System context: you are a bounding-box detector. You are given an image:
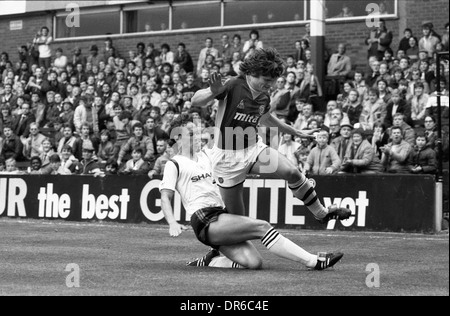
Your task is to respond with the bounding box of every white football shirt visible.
[159,151,224,215]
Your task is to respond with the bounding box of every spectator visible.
[173,43,194,74]
[32,26,53,69]
[148,138,176,179]
[97,129,116,164]
[380,125,413,173]
[160,43,174,65]
[53,48,68,72]
[304,130,341,175]
[73,96,100,135]
[49,153,72,175]
[409,133,436,174]
[0,106,15,134]
[371,121,390,159]
[27,156,43,175]
[388,112,416,146]
[342,89,363,127]
[365,19,393,61]
[359,88,387,130]
[59,100,75,128]
[87,45,102,68]
[76,142,101,175]
[71,47,87,68]
[340,128,382,174]
[22,122,46,160]
[243,29,264,59]
[76,122,100,160]
[119,147,150,175]
[425,78,449,130]
[327,43,352,77]
[1,125,23,161]
[419,22,441,58]
[196,37,219,77]
[353,70,368,103]
[117,122,153,166]
[442,22,449,52]
[270,76,291,120]
[410,82,430,127]
[384,89,411,127]
[59,144,79,174]
[38,137,55,174]
[218,34,233,64]
[365,59,381,88]
[230,34,244,58]
[331,118,354,161]
[0,157,22,174]
[278,132,301,167]
[406,37,420,63]
[102,37,117,61]
[293,101,313,131]
[333,3,354,18]
[104,160,119,175]
[57,123,80,154]
[398,28,414,53]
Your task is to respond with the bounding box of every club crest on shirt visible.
[237,100,245,110]
[259,105,266,116]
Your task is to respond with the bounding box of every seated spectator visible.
[278,133,301,167]
[331,118,353,161]
[342,89,363,127]
[22,122,46,160]
[336,80,355,108]
[0,106,15,133]
[377,79,392,104]
[39,137,56,174]
[117,122,153,167]
[378,62,392,83]
[76,142,101,175]
[353,70,368,103]
[0,157,23,174]
[269,76,291,120]
[340,128,382,174]
[73,96,100,135]
[113,111,139,157]
[384,89,412,128]
[148,138,176,179]
[380,126,413,173]
[408,133,436,174]
[1,125,24,162]
[49,153,72,175]
[406,37,420,63]
[294,137,313,173]
[12,102,35,138]
[293,102,313,131]
[388,113,416,146]
[410,82,430,127]
[76,123,100,161]
[359,88,387,130]
[97,129,116,164]
[27,156,43,175]
[119,147,150,175]
[304,130,341,175]
[59,144,79,174]
[425,78,449,130]
[323,100,337,128]
[104,160,119,175]
[371,121,390,159]
[328,118,342,143]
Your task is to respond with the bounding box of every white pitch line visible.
[0,218,448,242]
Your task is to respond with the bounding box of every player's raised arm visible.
[259,112,318,139]
[191,72,226,108]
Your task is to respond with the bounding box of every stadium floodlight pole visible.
[433,51,449,233]
[310,0,326,111]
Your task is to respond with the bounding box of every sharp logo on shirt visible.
[233,112,259,124]
[191,173,212,183]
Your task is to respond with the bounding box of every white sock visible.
[261,227,318,268]
[209,256,245,269]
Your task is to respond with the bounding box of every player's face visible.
[248,75,276,93]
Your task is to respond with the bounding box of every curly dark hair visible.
[239,47,285,78]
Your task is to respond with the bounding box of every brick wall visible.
[0,0,447,73]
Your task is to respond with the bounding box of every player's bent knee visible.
[283,167,302,184]
[245,255,263,270]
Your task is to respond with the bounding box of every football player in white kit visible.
[159,115,343,270]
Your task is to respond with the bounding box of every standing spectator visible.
[388,113,416,146]
[173,43,194,74]
[359,88,387,130]
[327,43,352,77]
[410,82,430,127]
[53,48,68,72]
[365,19,393,61]
[242,29,264,59]
[398,28,414,53]
[419,22,441,58]
[304,130,341,175]
[1,125,23,162]
[196,37,219,77]
[371,121,390,159]
[269,76,291,120]
[340,128,382,174]
[32,26,53,69]
[409,133,436,174]
[160,43,174,65]
[384,89,411,127]
[219,34,233,64]
[331,118,354,162]
[12,102,35,138]
[342,89,363,127]
[380,126,413,173]
[73,96,99,135]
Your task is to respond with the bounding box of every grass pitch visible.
[0,218,448,296]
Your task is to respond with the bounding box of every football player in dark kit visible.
[192,47,351,225]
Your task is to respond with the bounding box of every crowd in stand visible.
[0,20,449,177]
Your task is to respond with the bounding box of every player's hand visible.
[169,222,189,237]
[296,128,320,139]
[209,72,226,96]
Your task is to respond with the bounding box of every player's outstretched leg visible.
[251,147,351,223]
[208,214,343,270]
